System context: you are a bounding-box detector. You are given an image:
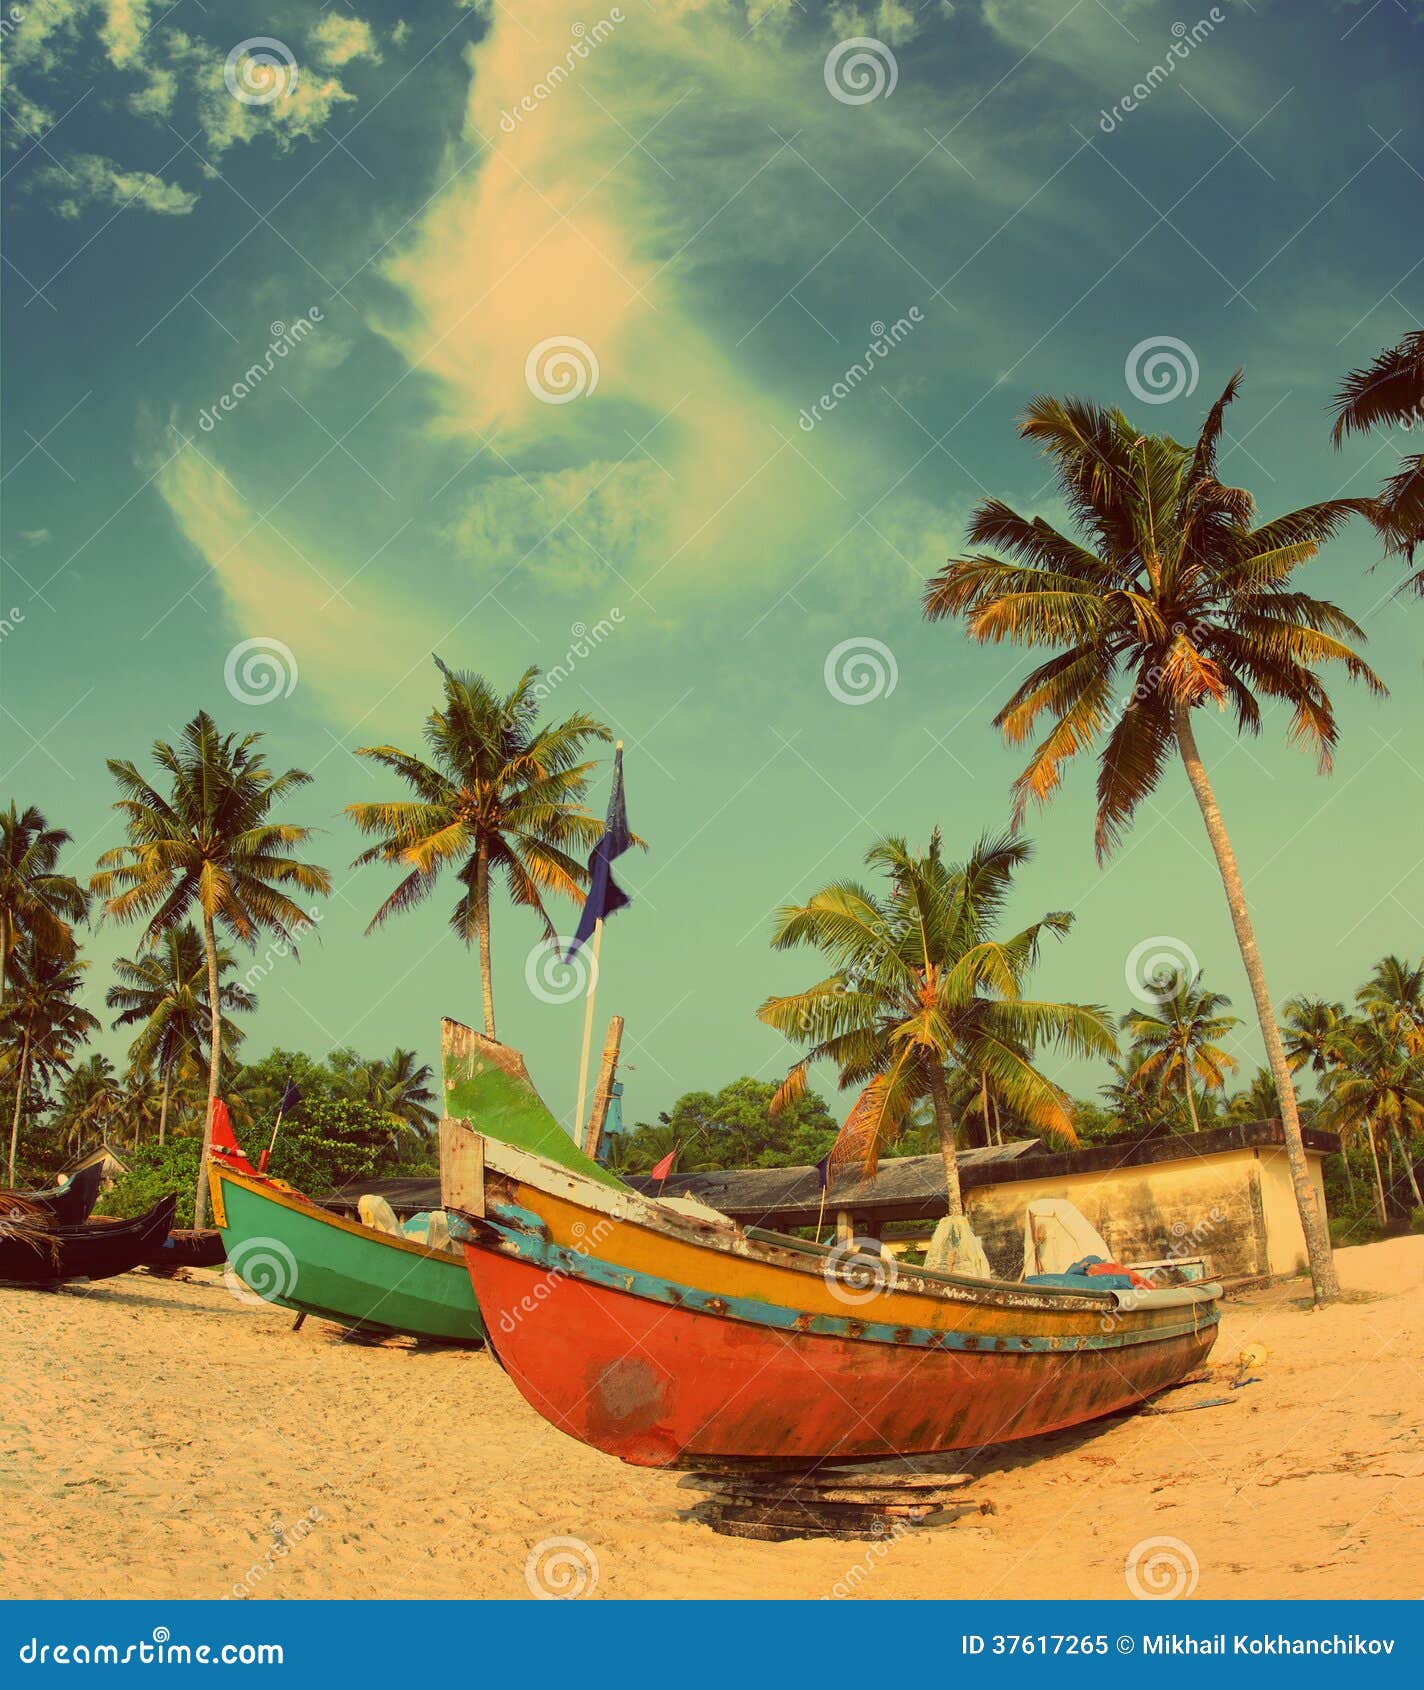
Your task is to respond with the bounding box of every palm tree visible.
[923,375,1384,1302]
[1099,1050,1160,1135]
[51,1053,124,1156]
[1318,1012,1424,1222]
[1226,1066,1281,1124]
[1120,971,1239,1133]
[1331,331,1424,574]
[757,832,1116,1215]
[0,803,89,1007]
[4,945,99,1183]
[91,712,330,1227]
[1357,955,1424,1055]
[105,925,255,1147]
[1281,995,1348,1079]
[346,659,612,1038]
[330,1046,438,1137]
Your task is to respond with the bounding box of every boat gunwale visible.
[211,1164,465,1266]
[443,1120,1223,1318]
[458,1205,1221,1354]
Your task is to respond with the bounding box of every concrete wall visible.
[1256,1147,1329,1276]
[956,1146,1323,1282]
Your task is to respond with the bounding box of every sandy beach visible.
[2,1238,1420,1602]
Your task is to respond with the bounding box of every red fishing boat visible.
[438,1021,1223,1469]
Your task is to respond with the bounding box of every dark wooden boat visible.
[86,1216,227,1271]
[0,1195,177,1287]
[148,1228,226,1270]
[11,1154,105,1227]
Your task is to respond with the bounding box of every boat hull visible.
[211,1166,484,1343]
[18,1158,104,1227]
[464,1234,1217,1468]
[0,1194,177,1286]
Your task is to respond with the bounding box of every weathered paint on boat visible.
[435,1019,1222,1468]
[463,1225,1217,1467]
[209,1163,484,1343]
[442,1017,621,1188]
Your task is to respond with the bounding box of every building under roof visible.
[328,1117,1340,1284]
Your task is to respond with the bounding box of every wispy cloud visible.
[155,447,435,721]
[37,151,198,218]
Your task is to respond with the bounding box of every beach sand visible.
[2,1237,1420,1601]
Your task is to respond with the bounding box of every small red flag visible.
[649,1145,678,1182]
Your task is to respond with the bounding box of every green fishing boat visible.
[208,1161,484,1345]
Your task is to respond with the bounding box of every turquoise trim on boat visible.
[451,1208,1220,1356]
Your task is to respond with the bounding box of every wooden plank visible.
[581,1016,624,1162]
[439,1120,484,1219]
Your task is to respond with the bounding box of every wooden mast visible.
[582,1014,624,1163]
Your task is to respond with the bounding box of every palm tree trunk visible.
[1182,1062,1201,1132]
[1364,1117,1388,1228]
[928,1065,964,1217]
[7,1030,30,1186]
[475,844,495,1039]
[193,910,224,1230]
[0,912,9,1010]
[158,1069,170,1148]
[1174,706,1340,1301]
[979,1070,991,1149]
[1390,1121,1423,1210]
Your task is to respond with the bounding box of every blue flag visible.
[567,746,632,959]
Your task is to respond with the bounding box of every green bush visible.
[96,1139,203,1228]
[1410,1208,1424,1235]
[260,1097,407,1195]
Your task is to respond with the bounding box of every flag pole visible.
[573,739,621,1139]
[573,918,603,1139]
[260,1076,291,1173]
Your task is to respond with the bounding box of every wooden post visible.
[572,920,604,1139]
[582,1015,624,1162]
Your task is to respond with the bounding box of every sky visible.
[2,0,1423,1138]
